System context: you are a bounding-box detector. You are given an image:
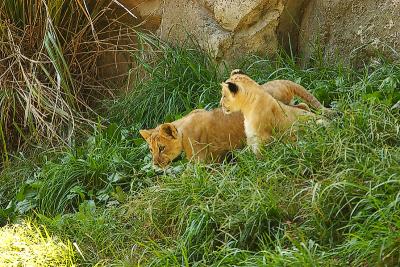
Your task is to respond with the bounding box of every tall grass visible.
[109,34,223,128]
[1,40,399,265]
[37,201,137,265]
[0,0,136,165]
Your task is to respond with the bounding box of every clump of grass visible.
[0,0,137,165]
[0,220,76,266]
[109,34,223,129]
[5,123,153,217]
[37,200,137,265]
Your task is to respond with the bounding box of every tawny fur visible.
[140,72,324,167]
[220,73,316,155]
[140,109,245,167]
[230,69,325,112]
[262,80,320,110]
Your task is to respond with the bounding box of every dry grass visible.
[0,0,137,165]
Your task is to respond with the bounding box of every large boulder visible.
[158,0,286,62]
[299,0,400,65]
[157,0,233,61]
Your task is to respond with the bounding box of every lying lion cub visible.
[140,73,324,167]
[220,72,316,156]
[140,109,245,167]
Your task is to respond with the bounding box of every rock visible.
[223,1,284,60]
[158,0,233,60]
[158,0,285,62]
[299,0,400,65]
[119,0,161,31]
[112,0,400,66]
[214,0,270,31]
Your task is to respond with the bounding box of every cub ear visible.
[227,82,239,94]
[230,69,245,76]
[160,123,178,139]
[139,129,152,140]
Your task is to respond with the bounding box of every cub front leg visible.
[247,135,261,157]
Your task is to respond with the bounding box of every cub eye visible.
[159,145,165,152]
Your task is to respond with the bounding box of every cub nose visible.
[155,157,168,168]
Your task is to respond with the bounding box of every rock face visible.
[158,0,233,61]
[158,0,285,62]
[119,0,161,30]
[118,0,399,64]
[299,0,400,65]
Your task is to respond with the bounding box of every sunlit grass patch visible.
[0,221,76,266]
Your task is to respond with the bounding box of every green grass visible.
[1,40,400,266]
[36,201,137,266]
[109,34,223,129]
[0,220,76,266]
[2,123,152,218]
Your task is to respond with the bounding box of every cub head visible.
[220,81,240,114]
[230,69,245,76]
[139,123,182,168]
[220,70,259,114]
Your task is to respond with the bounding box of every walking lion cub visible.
[220,71,317,155]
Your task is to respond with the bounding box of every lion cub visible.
[230,69,325,112]
[139,109,245,168]
[141,72,325,167]
[220,72,315,155]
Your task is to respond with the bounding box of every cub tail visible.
[286,80,340,117]
[284,80,324,110]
